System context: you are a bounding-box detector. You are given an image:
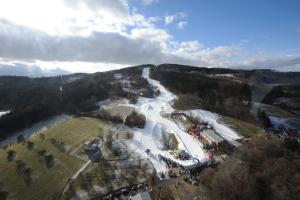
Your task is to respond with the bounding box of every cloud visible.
[0,20,166,64]
[0,62,69,77]
[0,0,299,75]
[296,26,300,33]
[0,0,130,36]
[177,21,188,29]
[141,0,159,6]
[165,12,188,29]
[64,0,129,16]
[165,15,175,25]
[0,19,241,68]
[238,55,300,71]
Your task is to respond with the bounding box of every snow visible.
[0,114,72,147]
[0,110,10,118]
[127,68,209,174]
[269,116,296,130]
[215,74,234,78]
[125,67,242,175]
[185,110,241,141]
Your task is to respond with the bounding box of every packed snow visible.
[0,114,72,147]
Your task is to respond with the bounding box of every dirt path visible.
[60,159,91,198]
[72,160,91,179]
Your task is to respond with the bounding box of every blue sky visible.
[0,0,300,76]
[136,0,300,54]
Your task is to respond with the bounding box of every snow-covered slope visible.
[127,67,241,174]
[128,68,206,173]
[184,110,241,141]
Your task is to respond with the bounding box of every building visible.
[84,139,100,151]
[131,191,152,200]
[201,129,224,147]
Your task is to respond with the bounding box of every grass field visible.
[0,117,109,200]
[221,116,265,137]
[255,103,297,118]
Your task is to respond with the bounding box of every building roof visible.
[202,129,224,144]
[132,191,152,200]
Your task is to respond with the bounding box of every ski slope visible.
[126,67,241,174]
[127,68,207,173]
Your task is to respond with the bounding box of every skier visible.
[145,148,151,156]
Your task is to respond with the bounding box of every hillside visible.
[0,64,300,200]
[0,65,154,140]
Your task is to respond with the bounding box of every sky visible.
[0,0,300,76]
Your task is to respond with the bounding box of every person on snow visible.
[145,148,151,156]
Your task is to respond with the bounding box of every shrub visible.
[26,141,35,150]
[125,111,146,128]
[6,150,16,162]
[17,135,25,144]
[37,149,47,157]
[45,154,55,168]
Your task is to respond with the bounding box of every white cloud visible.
[296,26,300,33]
[0,0,299,76]
[0,0,130,36]
[141,0,159,6]
[165,15,175,25]
[165,12,188,29]
[177,21,188,29]
[0,62,69,77]
[0,20,166,64]
[238,55,300,71]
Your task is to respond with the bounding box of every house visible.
[84,139,100,151]
[201,129,224,147]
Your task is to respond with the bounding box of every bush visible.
[125,132,134,139]
[45,154,55,168]
[7,150,16,162]
[17,135,25,144]
[15,160,26,174]
[125,111,146,128]
[168,133,179,151]
[23,168,32,185]
[26,141,35,151]
[37,149,47,157]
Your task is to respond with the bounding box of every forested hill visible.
[0,65,152,140]
[150,64,300,120]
